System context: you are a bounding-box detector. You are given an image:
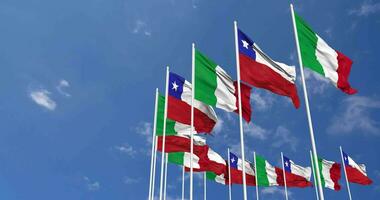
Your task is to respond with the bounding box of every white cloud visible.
[136,122,153,143]
[114,143,137,157]
[324,27,333,38]
[56,79,71,97]
[244,122,269,140]
[132,20,151,36]
[349,1,380,16]
[303,69,330,95]
[213,118,224,135]
[328,96,380,135]
[250,91,275,111]
[83,176,100,191]
[261,187,292,197]
[124,176,140,184]
[272,126,298,152]
[29,89,57,111]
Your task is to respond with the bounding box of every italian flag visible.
[168,152,200,169]
[316,158,341,191]
[255,154,279,187]
[206,171,227,185]
[195,50,252,122]
[294,12,357,95]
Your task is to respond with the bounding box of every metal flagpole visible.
[290,4,325,200]
[164,154,168,200]
[159,66,170,200]
[228,148,232,200]
[182,166,185,200]
[204,172,207,200]
[310,150,320,200]
[254,152,259,200]
[148,89,159,200]
[152,136,158,200]
[340,146,353,200]
[281,152,289,200]
[190,43,195,200]
[233,20,248,200]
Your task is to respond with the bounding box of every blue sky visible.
[0,0,379,199]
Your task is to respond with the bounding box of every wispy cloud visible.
[328,96,380,135]
[123,176,140,184]
[250,91,275,111]
[29,89,57,111]
[303,69,330,95]
[113,143,137,157]
[132,20,151,36]
[83,176,100,191]
[272,126,299,152]
[261,187,292,197]
[136,122,153,143]
[349,1,380,16]
[244,122,269,140]
[213,118,224,135]
[56,79,71,97]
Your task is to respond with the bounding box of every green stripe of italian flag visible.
[294,12,357,94]
[255,154,279,187]
[194,50,237,112]
[156,94,194,136]
[316,158,342,191]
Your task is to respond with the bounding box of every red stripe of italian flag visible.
[295,13,357,94]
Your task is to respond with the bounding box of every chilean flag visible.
[342,151,373,185]
[228,152,256,186]
[276,156,312,188]
[238,29,300,108]
[167,72,218,134]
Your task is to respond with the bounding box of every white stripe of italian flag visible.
[194,49,237,112]
[294,12,357,94]
[255,154,279,187]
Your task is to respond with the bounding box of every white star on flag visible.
[172,81,179,91]
[285,161,289,167]
[241,40,249,49]
[231,157,235,163]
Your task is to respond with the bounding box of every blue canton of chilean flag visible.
[238,29,256,60]
[229,152,239,169]
[168,72,185,100]
[283,156,292,173]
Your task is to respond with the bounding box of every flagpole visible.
[340,146,353,200]
[152,136,158,200]
[281,152,289,200]
[254,151,259,200]
[233,20,248,200]
[164,154,168,200]
[310,150,320,200]
[204,172,207,200]
[228,148,232,200]
[190,43,195,200]
[148,89,159,200]
[182,166,185,200]
[290,4,325,200]
[159,66,170,200]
